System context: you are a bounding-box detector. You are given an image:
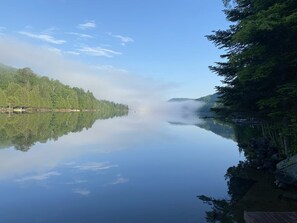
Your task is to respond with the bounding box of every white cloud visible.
[77,46,122,57]
[92,65,128,73]
[109,33,134,46]
[73,188,90,196]
[73,162,118,171]
[18,31,66,44]
[64,50,80,56]
[77,21,96,30]
[15,171,61,182]
[66,32,93,39]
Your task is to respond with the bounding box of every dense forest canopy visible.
[0,64,128,112]
[208,0,297,122]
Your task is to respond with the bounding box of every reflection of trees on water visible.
[195,118,236,141]
[198,120,297,223]
[0,111,127,151]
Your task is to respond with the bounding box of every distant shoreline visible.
[0,107,117,113]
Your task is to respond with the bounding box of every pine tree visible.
[208,0,297,121]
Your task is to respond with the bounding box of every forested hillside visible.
[0,64,128,112]
[195,93,219,114]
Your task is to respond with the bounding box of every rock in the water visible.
[276,154,297,186]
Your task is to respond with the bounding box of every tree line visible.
[208,0,297,122]
[0,65,128,112]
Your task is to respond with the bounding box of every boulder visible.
[275,154,297,186]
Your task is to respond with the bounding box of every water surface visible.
[0,112,240,223]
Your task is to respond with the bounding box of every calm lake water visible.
[0,111,241,223]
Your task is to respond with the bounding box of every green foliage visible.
[195,93,220,114]
[0,111,128,151]
[208,0,297,121]
[0,64,129,112]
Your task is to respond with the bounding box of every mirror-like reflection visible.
[0,110,241,223]
[198,119,297,223]
[0,107,296,223]
[0,110,127,151]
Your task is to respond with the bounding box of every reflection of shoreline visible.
[198,119,297,222]
[0,108,126,113]
[168,117,236,141]
[0,111,127,151]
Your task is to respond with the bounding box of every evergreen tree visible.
[208,0,297,122]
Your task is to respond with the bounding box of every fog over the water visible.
[0,36,206,121]
[0,37,207,180]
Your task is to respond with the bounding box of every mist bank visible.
[0,37,176,111]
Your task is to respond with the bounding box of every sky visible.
[0,0,229,109]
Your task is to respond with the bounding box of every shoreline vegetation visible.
[0,64,128,114]
[206,0,297,169]
[0,107,124,113]
[197,0,297,221]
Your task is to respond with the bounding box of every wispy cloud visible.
[109,33,134,46]
[92,65,128,73]
[66,32,93,39]
[73,162,118,171]
[18,31,66,44]
[47,47,62,55]
[77,21,96,30]
[77,46,122,57]
[42,26,59,35]
[64,51,80,56]
[48,48,80,56]
[73,188,90,196]
[15,171,61,182]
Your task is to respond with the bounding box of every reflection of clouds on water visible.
[0,100,203,180]
[11,160,123,196]
[63,179,88,185]
[110,174,129,185]
[73,162,118,172]
[73,188,91,196]
[15,171,61,183]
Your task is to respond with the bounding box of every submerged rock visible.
[276,154,297,186]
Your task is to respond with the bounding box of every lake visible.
[0,111,258,222]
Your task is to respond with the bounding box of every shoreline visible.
[0,108,104,114]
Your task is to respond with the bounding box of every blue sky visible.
[0,0,229,106]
